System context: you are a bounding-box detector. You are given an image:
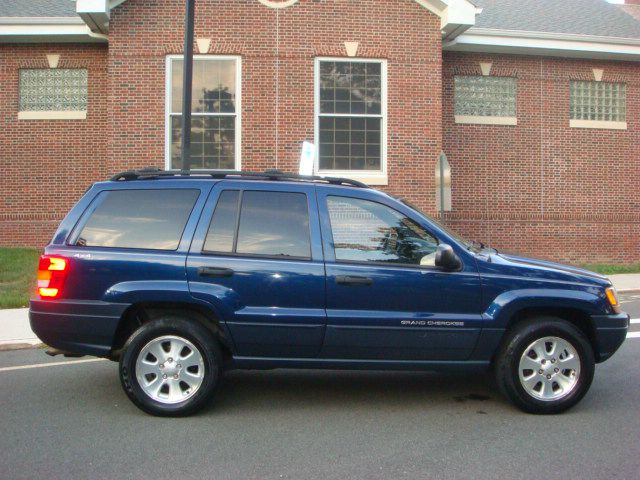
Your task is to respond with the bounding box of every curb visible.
[0,342,44,352]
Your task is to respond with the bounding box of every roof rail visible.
[109,168,369,188]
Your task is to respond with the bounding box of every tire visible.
[495,317,595,414]
[119,316,222,416]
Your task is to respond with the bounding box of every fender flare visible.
[484,288,604,328]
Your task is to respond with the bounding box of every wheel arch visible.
[110,301,234,360]
[504,306,597,359]
[487,289,606,362]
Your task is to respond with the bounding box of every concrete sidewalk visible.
[2,274,639,349]
[609,274,640,294]
[0,308,40,349]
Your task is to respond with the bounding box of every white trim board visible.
[454,115,517,125]
[0,21,105,43]
[569,120,627,130]
[18,110,87,120]
[444,29,640,61]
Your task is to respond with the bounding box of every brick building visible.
[1,0,639,264]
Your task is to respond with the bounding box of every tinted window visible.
[203,190,239,253]
[236,191,310,258]
[203,191,310,258]
[327,196,438,265]
[76,189,199,250]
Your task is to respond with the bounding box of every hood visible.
[486,252,611,288]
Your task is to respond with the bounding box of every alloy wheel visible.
[518,336,581,401]
[135,335,205,404]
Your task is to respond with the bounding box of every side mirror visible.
[435,244,462,271]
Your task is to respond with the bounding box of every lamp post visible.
[180,0,196,172]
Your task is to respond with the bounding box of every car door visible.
[317,188,483,361]
[187,181,326,358]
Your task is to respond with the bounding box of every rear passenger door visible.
[187,181,326,358]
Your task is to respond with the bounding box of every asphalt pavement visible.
[0,293,639,480]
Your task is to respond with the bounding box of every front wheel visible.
[495,317,595,414]
[119,317,222,416]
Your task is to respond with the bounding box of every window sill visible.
[318,172,388,186]
[454,115,517,126]
[569,120,627,130]
[18,110,87,120]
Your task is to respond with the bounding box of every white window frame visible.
[165,54,242,170]
[314,57,388,186]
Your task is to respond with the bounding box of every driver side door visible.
[317,190,483,361]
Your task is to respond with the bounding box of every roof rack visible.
[109,168,369,188]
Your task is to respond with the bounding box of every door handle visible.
[198,267,234,278]
[335,275,373,286]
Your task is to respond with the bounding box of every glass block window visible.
[19,69,88,112]
[317,60,385,172]
[454,76,517,117]
[570,81,626,122]
[167,57,240,170]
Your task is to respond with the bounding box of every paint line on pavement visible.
[627,332,640,339]
[0,358,106,373]
[630,318,639,324]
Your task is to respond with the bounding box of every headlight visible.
[605,286,620,313]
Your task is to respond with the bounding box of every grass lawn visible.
[579,263,640,275]
[0,248,40,309]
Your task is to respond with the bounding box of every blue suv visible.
[30,169,629,416]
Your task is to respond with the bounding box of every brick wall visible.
[106,0,442,210]
[1,1,638,266]
[442,53,640,264]
[0,44,108,247]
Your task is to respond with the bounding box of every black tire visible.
[495,317,595,414]
[119,316,222,416]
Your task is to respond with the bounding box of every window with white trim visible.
[167,56,240,170]
[570,81,626,122]
[316,59,386,174]
[454,76,517,119]
[19,69,88,114]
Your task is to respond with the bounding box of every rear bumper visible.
[29,299,128,356]
[591,312,629,363]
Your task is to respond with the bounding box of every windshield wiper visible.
[468,240,498,254]
[467,239,485,251]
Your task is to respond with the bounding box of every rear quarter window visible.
[74,189,199,250]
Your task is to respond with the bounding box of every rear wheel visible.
[495,317,595,414]
[119,317,222,416]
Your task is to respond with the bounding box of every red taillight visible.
[37,255,69,299]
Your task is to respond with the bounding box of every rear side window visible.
[75,189,199,250]
[204,190,311,259]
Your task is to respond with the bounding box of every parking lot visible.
[0,293,638,480]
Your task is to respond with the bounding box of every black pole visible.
[180,0,196,172]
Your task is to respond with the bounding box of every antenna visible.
[180,0,196,173]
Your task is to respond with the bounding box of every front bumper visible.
[591,311,629,363]
[30,299,128,357]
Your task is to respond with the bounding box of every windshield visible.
[395,197,484,253]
